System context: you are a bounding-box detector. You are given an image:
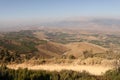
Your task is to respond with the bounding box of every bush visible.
[68,55,76,59]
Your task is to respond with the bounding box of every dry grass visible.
[37,41,69,57]
[7,58,115,75]
[7,63,112,75]
[65,42,107,57]
[34,31,47,40]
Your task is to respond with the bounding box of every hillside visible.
[0,30,120,63]
[37,41,69,58]
[65,42,107,58]
[33,31,48,40]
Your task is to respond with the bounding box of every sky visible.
[0,0,120,27]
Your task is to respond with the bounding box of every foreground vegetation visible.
[0,65,99,80]
[0,65,120,80]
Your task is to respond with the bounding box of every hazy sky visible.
[0,0,120,27]
[1,0,120,19]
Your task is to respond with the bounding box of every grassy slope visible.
[65,42,107,57]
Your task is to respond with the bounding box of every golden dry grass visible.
[65,42,107,57]
[34,31,47,40]
[7,63,112,75]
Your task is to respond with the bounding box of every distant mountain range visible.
[45,18,120,31]
[0,17,120,32]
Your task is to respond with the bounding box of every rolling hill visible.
[37,41,69,58]
[0,30,114,63]
[64,42,107,58]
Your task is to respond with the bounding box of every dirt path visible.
[7,64,112,75]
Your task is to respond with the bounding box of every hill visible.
[37,41,69,58]
[64,42,107,58]
[0,30,119,64]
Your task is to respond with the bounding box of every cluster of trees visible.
[0,48,40,63]
[0,49,21,63]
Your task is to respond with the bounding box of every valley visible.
[0,29,120,76]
